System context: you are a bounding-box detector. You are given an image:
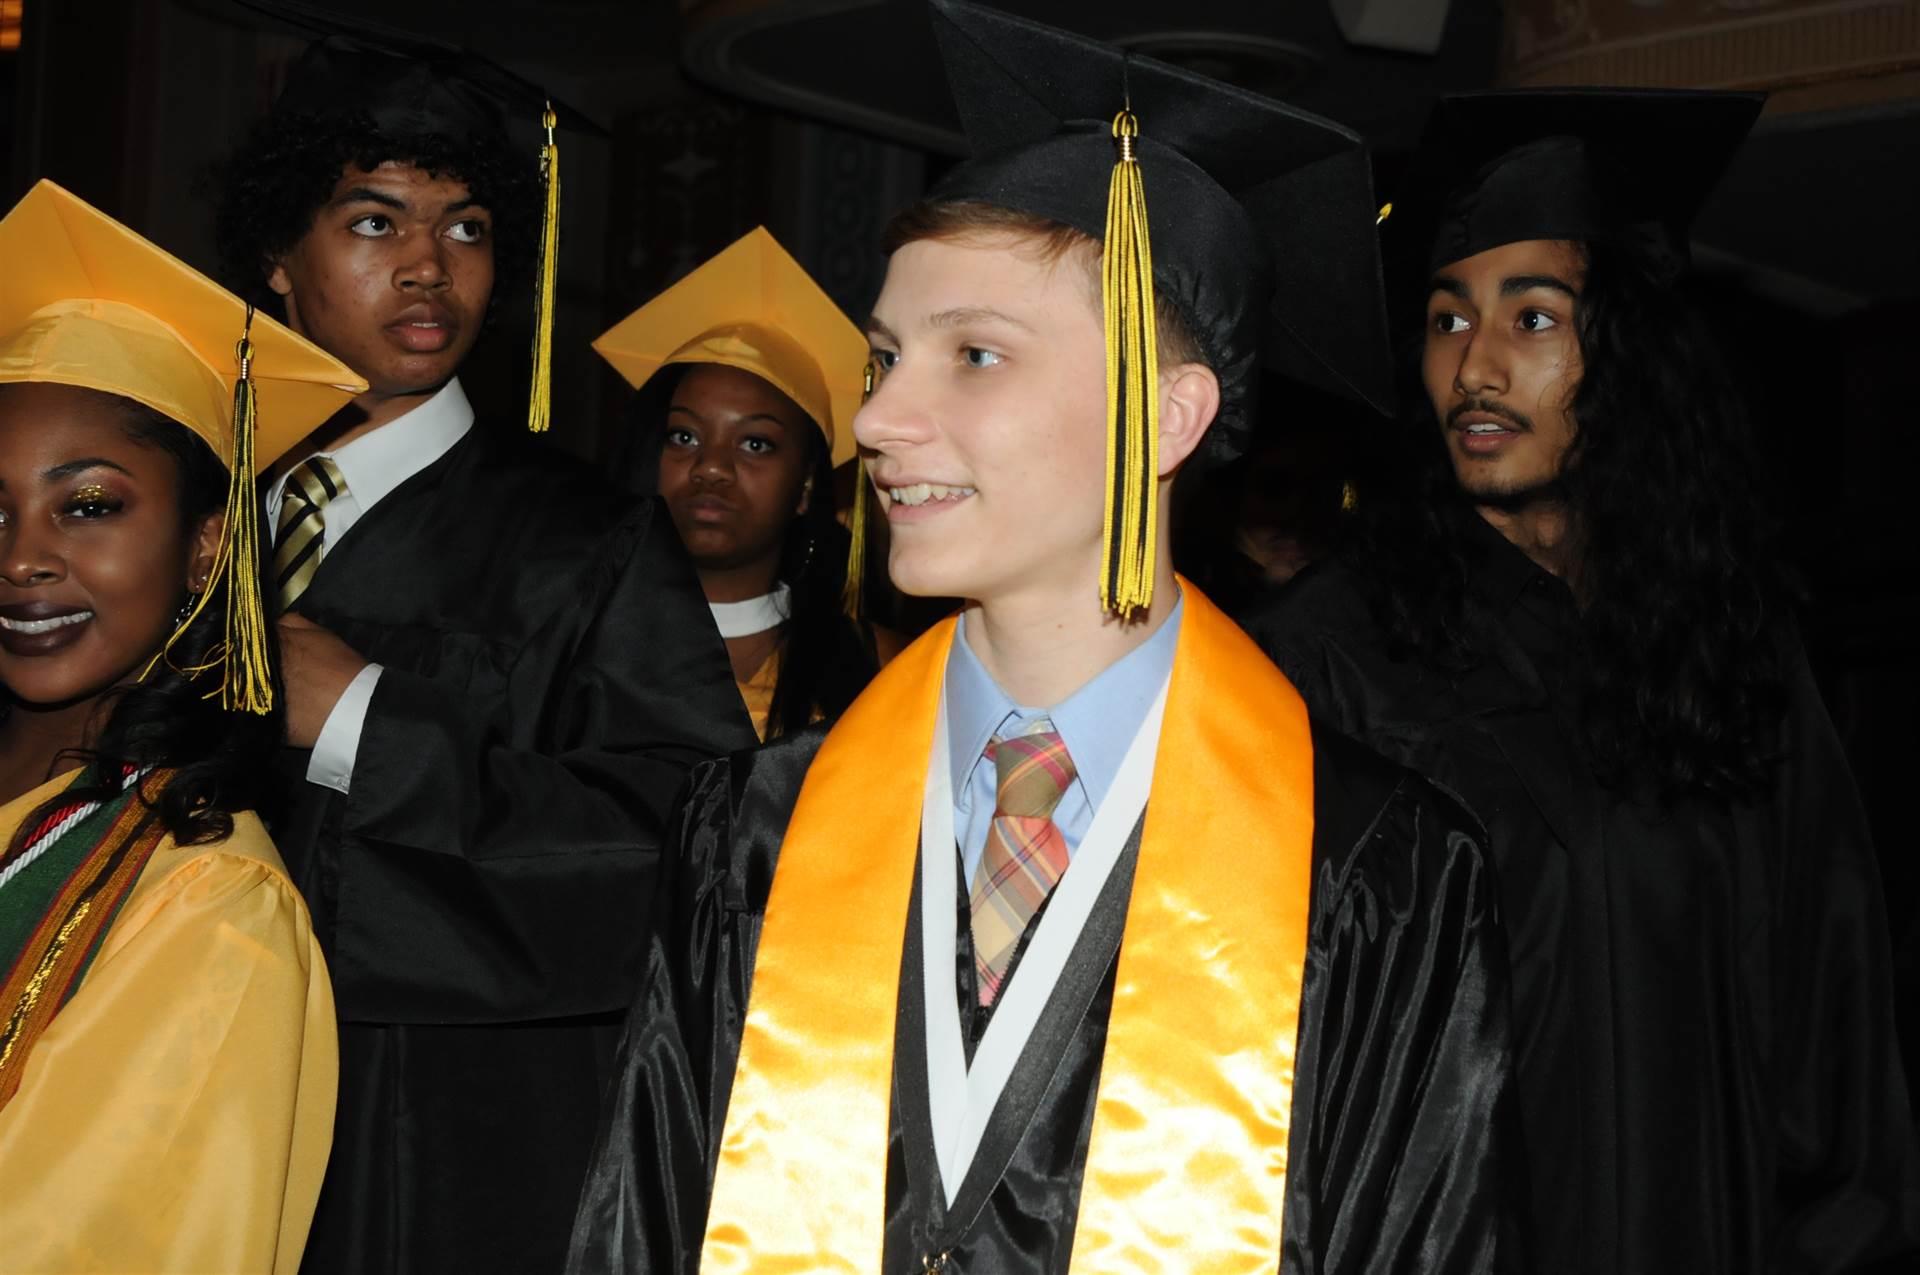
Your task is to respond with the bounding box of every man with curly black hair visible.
[212,28,752,1275]
[1244,89,1920,1274]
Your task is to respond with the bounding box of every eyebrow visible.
[328,188,483,218]
[0,457,136,490]
[47,457,133,481]
[1500,274,1578,299]
[329,186,408,212]
[864,315,899,345]
[928,306,1035,333]
[1428,273,1579,301]
[665,405,793,430]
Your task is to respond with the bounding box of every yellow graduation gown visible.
[0,770,338,1274]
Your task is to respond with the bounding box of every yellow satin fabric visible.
[702,620,953,1273]
[0,770,339,1274]
[701,583,1314,1272]
[1071,588,1313,1273]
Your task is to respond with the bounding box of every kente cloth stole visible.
[700,581,1316,1274]
[0,767,172,1111]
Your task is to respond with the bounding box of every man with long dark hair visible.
[1244,89,1919,1272]
[212,14,750,1274]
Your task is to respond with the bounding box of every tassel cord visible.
[145,308,273,713]
[528,104,561,433]
[842,360,876,621]
[1100,109,1159,618]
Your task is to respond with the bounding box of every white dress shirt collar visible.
[267,377,475,524]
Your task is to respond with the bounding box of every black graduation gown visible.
[1239,522,1920,1275]
[564,721,1525,1274]
[271,422,755,1275]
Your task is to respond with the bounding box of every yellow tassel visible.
[841,360,875,620]
[148,307,273,714]
[527,103,561,433]
[1100,107,1159,619]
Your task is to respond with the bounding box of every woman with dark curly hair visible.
[596,228,884,741]
[0,181,363,1272]
[1244,90,1920,1273]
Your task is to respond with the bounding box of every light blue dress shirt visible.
[947,595,1184,885]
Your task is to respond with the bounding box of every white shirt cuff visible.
[305,663,384,794]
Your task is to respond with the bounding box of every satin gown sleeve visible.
[1285,730,1526,1275]
[322,499,757,1023]
[1765,648,1920,1269]
[566,731,821,1275]
[0,815,338,1274]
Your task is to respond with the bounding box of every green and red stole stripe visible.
[0,767,173,1111]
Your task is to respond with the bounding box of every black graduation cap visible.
[228,0,605,432]
[1398,88,1764,280]
[928,0,1392,435]
[233,0,605,142]
[920,0,1391,616]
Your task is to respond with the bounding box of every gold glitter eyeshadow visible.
[70,484,111,504]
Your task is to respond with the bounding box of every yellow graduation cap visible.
[591,227,867,468]
[0,179,367,712]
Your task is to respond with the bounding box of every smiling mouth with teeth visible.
[887,483,977,507]
[0,611,93,634]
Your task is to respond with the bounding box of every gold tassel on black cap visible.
[528,102,560,432]
[842,358,875,620]
[1101,106,1159,618]
[149,306,274,713]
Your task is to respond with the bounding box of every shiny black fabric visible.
[270,424,753,1274]
[565,722,1525,1273]
[1240,525,1920,1274]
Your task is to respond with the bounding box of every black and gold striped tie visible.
[274,455,347,613]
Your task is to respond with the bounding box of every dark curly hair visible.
[3,387,284,852]
[1350,238,1789,800]
[211,109,543,316]
[615,366,878,740]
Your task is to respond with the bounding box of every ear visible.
[795,474,814,518]
[267,258,295,299]
[186,511,225,593]
[1156,362,1221,478]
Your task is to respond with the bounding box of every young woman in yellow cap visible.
[598,227,886,740]
[0,180,364,1273]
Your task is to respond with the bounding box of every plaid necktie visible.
[968,719,1077,1007]
[274,455,347,613]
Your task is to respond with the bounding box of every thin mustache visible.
[1447,399,1534,433]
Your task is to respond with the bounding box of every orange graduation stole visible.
[700,582,1315,1274]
